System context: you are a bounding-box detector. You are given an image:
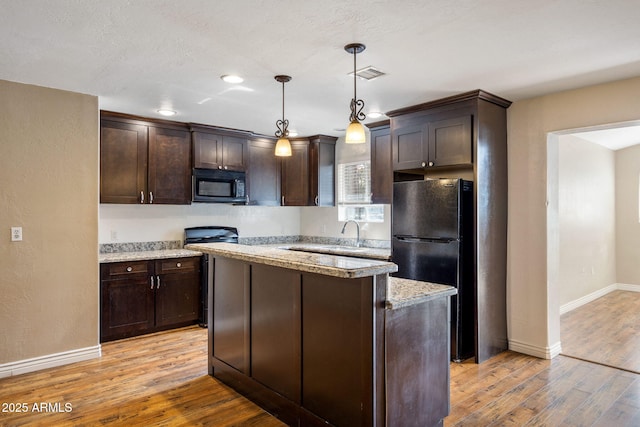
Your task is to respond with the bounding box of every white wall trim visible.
[0,345,101,379]
[560,283,640,315]
[616,283,640,292]
[509,339,562,360]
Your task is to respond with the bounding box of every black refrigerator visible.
[392,178,474,361]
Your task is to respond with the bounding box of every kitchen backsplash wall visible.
[99,203,392,245]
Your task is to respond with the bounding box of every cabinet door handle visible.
[281,196,285,205]
[176,262,181,268]
[126,266,132,272]
[149,191,154,204]
[428,161,434,167]
[140,191,145,204]
[157,276,161,288]
[150,276,154,289]
[421,161,426,167]
[224,165,228,170]
[218,165,223,170]
[315,195,319,206]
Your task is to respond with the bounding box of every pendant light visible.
[274,75,293,157]
[345,43,367,144]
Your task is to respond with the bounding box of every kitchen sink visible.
[314,245,368,253]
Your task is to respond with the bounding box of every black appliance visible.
[192,168,246,204]
[392,178,474,361]
[184,226,239,327]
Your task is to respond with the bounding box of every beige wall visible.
[0,80,99,365]
[558,135,616,305]
[616,143,640,284]
[508,76,640,358]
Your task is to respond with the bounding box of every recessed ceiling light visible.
[367,111,385,119]
[221,74,244,84]
[288,130,299,137]
[157,109,176,116]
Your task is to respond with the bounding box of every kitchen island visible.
[185,242,456,427]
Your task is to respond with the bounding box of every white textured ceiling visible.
[2,0,640,138]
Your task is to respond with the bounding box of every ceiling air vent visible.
[350,66,386,81]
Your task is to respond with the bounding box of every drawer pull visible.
[150,276,154,289]
[176,262,182,268]
[126,266,133,272]
[157,276,161,288]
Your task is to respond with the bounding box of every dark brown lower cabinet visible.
[209,256,451,427]
[100,257,201,342]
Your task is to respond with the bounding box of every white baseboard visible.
[617,283,640,292]
[0,345,101,378]
[560,283,640,315]
[509,339,562,360]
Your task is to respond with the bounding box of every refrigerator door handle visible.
[395,236,458,243]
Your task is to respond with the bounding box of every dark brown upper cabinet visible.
[247,137,281,206]
[192,125,248,171]
[280,136,337,207]
[309,135,337,206]
[367,121,392,204]
[100,112,191,204]
[391,112,472,171]
[281,139,310,206]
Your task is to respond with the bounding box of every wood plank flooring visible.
[0,326,285,427]
[1,325,638,426]
[560,290,640,373]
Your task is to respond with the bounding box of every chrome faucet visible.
[340,220,361,247]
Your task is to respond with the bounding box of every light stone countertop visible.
[267,243,391,260]
[186,242,397,279]
[99,249,203,263]
[386,277,457,310]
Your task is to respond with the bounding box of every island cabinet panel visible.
[212,257,250,374]
[302,274,375,427]
[385,296,451,427]
[251,265,301,402]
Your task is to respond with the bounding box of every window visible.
[337,161,384,222]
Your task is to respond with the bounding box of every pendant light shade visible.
[274,75,292,157]
[275,137,292,156]
[345,120,366,144]
[345,43,367,144]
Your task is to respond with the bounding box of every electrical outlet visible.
[110,230,118,241]
[11,227,22,242]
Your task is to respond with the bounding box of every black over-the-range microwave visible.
[192,168,246,203]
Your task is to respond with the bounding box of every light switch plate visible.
[11,227,22,241]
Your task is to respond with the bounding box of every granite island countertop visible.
[265,243,391,260]
[187,242,455,309]
[386,277,457,310]
[186,242,397,279]
[99,249,203,263]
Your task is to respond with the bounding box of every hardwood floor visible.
[0,326,285,427]
[1,325,638,426]
[446,351,640,426]
[560,290,640,373]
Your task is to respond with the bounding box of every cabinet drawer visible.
[101,260,150,279]
[155,257,200,274]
